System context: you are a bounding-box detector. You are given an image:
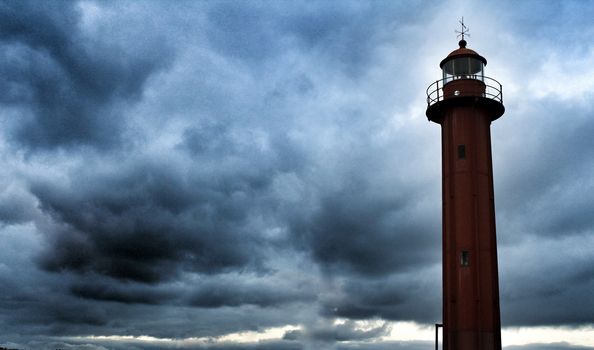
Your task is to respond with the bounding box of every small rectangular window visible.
[457,145,466,159]
[461,251,470,266]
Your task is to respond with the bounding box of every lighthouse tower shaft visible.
[426,40,505,350]
[440,98,502,350]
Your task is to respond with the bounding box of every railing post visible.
[435,323,443,350]
[437,80,440,102]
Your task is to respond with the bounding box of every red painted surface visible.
[426,44,505,350]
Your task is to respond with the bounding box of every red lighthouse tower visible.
[426,29,505,350]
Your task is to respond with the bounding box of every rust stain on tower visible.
[426,31,505,350]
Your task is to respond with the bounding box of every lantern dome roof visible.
[439,40,487,68]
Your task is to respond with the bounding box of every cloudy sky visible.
[0,0,593,349]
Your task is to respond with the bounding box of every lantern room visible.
[440,39,487,84]
[426,38,504,124]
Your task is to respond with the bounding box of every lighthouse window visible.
[457,145,466,159]
[442,57,484,82]
[461,251,470,266]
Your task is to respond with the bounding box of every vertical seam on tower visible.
[472,103,483,349]
[447,109,456,350]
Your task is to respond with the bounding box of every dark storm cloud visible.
[6,293,110,328]
[204,1,425,75]
[320,272,440,323]
[188,278,316,308]
[495,101,594,238]
[493,99,594,326]
[30,159,267,283]
[0,0,170,149]
[500,244,594,326]
[293,189,438,276]
[70,281,175,305]
[67,269,317,308]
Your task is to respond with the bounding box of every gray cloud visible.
[505,344,594,350]
[335,342,433,350]
[284,320,390,343]
[0,184,36,225]
[187,277,316,308]
[0,0,171,150]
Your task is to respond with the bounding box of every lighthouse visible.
[426,24,505,350]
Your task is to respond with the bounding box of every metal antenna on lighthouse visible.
[455,17,470,41]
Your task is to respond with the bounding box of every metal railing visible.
[426,76,503,107]
[435,323,442,350]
